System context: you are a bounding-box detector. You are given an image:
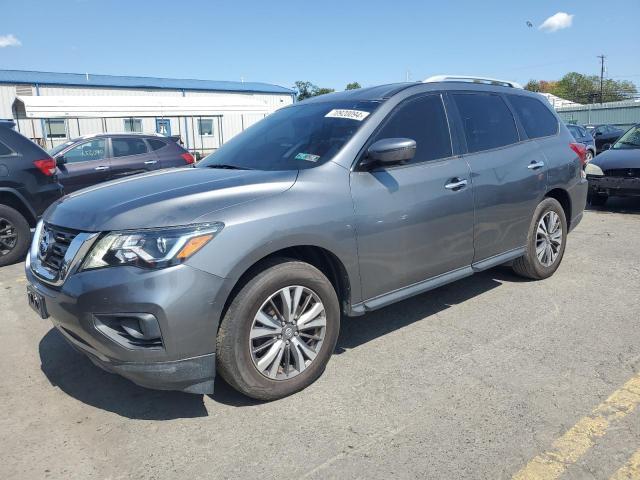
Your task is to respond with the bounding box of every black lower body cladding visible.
[26,263,232,394]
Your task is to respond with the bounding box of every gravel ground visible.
[1,199,639,480]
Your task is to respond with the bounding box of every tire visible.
[216,259,340,400]
[589,193,608,206]
[512,198,567,280]
[0,205,31,267]
[585,150,594,162]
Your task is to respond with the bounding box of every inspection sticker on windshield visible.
[325,109,370,121]
[295,152,321,162]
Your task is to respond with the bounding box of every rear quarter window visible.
[0,140,13,156]
[508,95,559,139]
[147,139,168,151]
[452,93,519,153]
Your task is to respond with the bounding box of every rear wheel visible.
[512,198,567,280]
[585,150,594,162]
[216,259,340,400]
[0,205,30,267]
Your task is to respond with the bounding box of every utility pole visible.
[598,54,606,104]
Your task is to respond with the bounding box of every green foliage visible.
[345,82,362,90]
[524,72,637,104]
[294,81,335,101]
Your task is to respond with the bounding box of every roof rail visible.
[423,75,523,89]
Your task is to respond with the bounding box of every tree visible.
[524,72,637,104]
[294,81,335,101]
[345,82,361,90]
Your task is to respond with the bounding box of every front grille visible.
[38,223,80,273]
[604,168,640,179]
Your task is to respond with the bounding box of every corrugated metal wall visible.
[1,83,293,152]
[557,100,640,128]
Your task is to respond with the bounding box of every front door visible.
[350,93,475,301]
[55,138,110,193]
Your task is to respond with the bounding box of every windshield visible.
[612,125,640,149]
[48,141,74,157]
[197,100,380,171]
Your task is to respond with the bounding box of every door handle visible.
[144,160,158,165]
[527,160,545,170]
[444,178,468,191]
[94,165,110,171]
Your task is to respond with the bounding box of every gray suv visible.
[25,77,588,400]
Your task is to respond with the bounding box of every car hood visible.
[592,149,640,170]
[45,167,298,231]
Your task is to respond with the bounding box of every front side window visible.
[198,119,214,136]
[45,119,67,139]
[63,139,106,163]
[369,94,452,164]
[112,137,148,157]
[198,100,380,171]
[612,125,640,150]
[124,118,143,133]
[452,93,519,153]
[508,95,558,139]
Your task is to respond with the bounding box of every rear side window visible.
[0,140,13,156]
[112,138,148,157]
[508,95,558,139]
[452,93,519,153]
[147,139,167,151]
[372,94,452,164]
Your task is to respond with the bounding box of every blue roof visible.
[0,69,294,95]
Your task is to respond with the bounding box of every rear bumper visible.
[588,176,640,197]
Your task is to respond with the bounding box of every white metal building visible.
[0,70,295,155]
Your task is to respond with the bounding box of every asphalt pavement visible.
[1,199,639,480]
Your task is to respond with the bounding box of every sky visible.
[1,0,639,92]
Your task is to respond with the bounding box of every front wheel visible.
[512,198,567,280]
[216,259,340,400]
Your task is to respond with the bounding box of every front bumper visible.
[588,175,640,198]
[26,261,232,394]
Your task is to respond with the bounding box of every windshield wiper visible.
[205,164,252,170]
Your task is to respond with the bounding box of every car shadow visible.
[335,267,511,354]
[38,266,520,417]
[586,196,640,215]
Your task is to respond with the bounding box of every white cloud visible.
[0,34,21,48]
[539,12,574,32]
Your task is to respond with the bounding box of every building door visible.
[156,119,171,136]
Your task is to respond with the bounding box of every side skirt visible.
[348,247,525,316]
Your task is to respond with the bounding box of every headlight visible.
[81,222,223,271]
[585,163,604,176]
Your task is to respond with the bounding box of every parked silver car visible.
[26,76,588,400]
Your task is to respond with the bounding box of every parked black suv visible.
[0,120,63,266]
[585,124,625,154]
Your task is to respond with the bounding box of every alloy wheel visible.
[0,217,18,256]
[535,211,563,267]
[249,285,326,380]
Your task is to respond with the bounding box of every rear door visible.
[350,93,475,300]
[55,138,110,193]
[449,92,548,262]
[108,136,158,180]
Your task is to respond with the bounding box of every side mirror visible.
[595,131,603,137]
[362,138,416,168]
[55,155,66,166]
